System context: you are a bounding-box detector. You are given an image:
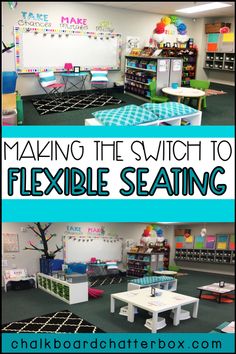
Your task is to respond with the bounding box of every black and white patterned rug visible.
[2,310,104,333]
[89,276,127,287]
[32,93,123,116]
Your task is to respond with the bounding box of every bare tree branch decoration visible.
[25,222,63,258]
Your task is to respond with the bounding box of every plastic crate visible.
[2,72,17,94]
[40,258,53,275]
[67,263,87,274]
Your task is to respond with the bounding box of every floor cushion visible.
[92,104,158,126]
[142,102,198,120]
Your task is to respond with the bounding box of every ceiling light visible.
[176,2,232,14]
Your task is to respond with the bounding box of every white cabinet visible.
[124,56,183,99]
[37,273,88,305]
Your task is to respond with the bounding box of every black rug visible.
[1,310,104,333]
[32,93,123,116]
[89,276,127,287]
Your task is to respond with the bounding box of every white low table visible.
[197,283,235,303]
[111,287,199,333]
[162,87,205,110]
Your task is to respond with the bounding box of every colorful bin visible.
[2,93,16,111]
[2,109,17,125]
[2,71,18,94]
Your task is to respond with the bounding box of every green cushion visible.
[151,96,169,103]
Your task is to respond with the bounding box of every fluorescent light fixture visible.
[176,2,232,14]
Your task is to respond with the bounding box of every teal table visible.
[61,72,88,93]
[87,263,107,276]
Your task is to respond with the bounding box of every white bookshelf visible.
[37,273,88,305]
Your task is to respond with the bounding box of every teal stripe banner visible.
[2,333,235,353]
[2,200,234,222]
[2,126,234,138]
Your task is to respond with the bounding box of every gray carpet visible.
[2,270,234,333]
[21,84,235,125]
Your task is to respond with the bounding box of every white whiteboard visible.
[15,27,122,72]
[64,235,123,263]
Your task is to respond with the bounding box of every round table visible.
[162,87,205,111]
[61,72,88,93]
[154,270,178,277]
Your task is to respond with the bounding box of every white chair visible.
[37,71,65,99]
[90,70,109,96]
[3,269,37,292]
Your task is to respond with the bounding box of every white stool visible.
[119,306,138,316]
[145,317,166,331]
[170,309,191,320]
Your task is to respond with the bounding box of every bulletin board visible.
[206,33,234,52]
[194,235,205,249]
[3,233,19,252]
[229,234,235,250]
[205,235,216,249]
[220,32,235,52]
[175,232,234,251]
[63,235,123,263]
[216,234,229,250]
[207,33,219,52]
[184,235,194,248]
[14,26,122,73]
[175,236,185,249]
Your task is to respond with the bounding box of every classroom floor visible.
[21,83,235,126]
[2,270,234,333]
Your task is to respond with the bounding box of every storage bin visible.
[40,257,53,275]
[2,71,17,94]
[51,259,64,271]
[65,273,88,283]
[2,109,17,125]
[2,93,16,111]
[11,280,35,290]
[67,263,87,274]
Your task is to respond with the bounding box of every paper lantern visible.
[140,235,151,244]
[146,225,153,231]
[152,33,165,43]
[156,228,164,237]
[220,26,230,34]
[155,22,165,34]
[170,15,178,24]
[143,229,151,237]
[177,23,187,33]
[161,16,171,26]
[156,236,165,243]
[150,230,157,238]
[177,34,189,43]
[175,19,182,27]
